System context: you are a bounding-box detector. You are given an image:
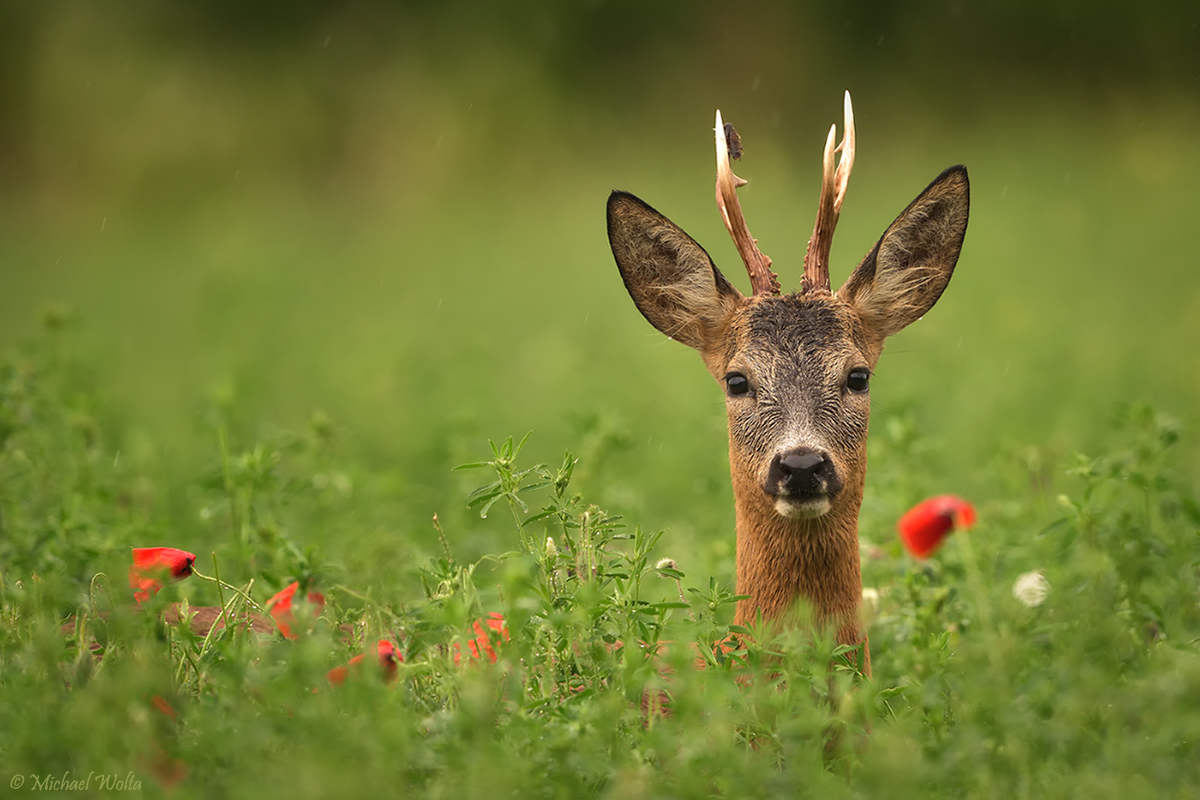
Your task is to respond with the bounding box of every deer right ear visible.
[607,191,744,351]
[839,166,969,340]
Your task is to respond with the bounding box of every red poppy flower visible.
[897,495,976,558]
[265,581,326,639]
[327,639,403,686]
[453,612,510,666]
[129,547,196,603]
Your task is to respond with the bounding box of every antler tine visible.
[802,91,856,295]
[715,110,780,296]
[833,90,855,210]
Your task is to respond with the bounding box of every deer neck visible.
[730,474,865,648]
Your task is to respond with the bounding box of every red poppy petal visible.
[484,612,509,640]
[161,550,196,579]
[327,641,401,686]
[131,548,196,579]
[306,591,326,612]
[265,582,299,612]
[376,639,400,662]
[376,640,401,682]
[129,567,163,602]
[953,501,977,529]
[897,495,976,559]
[270,610,296,640]
[899,514,953,559]
[265,582,327,640]
[132,547,170,567]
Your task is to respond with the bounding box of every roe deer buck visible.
[606,92,969,674]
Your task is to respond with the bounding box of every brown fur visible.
[607,165,969,677]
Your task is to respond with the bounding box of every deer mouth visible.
[772,492,833,520]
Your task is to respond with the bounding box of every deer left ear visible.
[607,190,744,351]
[839,165,969,339]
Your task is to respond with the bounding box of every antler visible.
[715,110,779,296]
[802,90,856,295]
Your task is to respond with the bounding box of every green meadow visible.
[2,4,1199,797]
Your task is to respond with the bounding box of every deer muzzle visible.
[764,446,844,519]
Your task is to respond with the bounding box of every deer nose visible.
[767,448,833,496]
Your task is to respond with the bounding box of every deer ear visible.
[607,190,744,351]
[839,166,969,339]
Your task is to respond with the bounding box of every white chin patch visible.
[774,495,831,520]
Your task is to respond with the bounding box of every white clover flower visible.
[544,537,558,558]
[1012,570,1050,608]
[861,587,881,616]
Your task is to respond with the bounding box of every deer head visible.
[606,93,969,667]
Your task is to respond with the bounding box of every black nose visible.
[766,448,835,496]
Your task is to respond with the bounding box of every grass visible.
[1,323,1199,798]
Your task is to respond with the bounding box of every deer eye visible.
[846,368,871,393]
[725,372,752,397]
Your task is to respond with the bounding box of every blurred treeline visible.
[2,0,1195,220]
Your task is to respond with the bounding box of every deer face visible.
[607,166,968,523]
[715,295,878,520]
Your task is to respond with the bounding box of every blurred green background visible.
[2,2,1198,579]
